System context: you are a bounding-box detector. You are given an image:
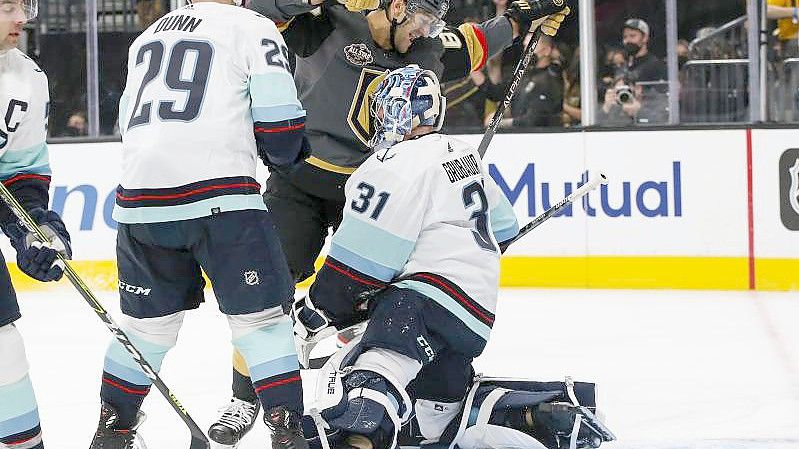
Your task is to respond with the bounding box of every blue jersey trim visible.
[0,142,51,177]
[112,194,267,223]
[394,280,491,341]
[332,216,416,275]
[328,242,398,282]
[252,104,306,123]
[250,72,303,108]
[490,202,519,243]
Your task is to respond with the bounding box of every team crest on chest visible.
[344,43,375,66]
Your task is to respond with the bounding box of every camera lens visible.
[615,85,634,105]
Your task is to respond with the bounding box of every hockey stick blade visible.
[191,434,211,449]
[506,173,608,246]
[0,183,210,449]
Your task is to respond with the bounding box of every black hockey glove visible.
[504,0,569,33]
[3,208,72,282]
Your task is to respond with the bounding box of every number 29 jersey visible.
[325,134,519,341]
[115,2,304,224]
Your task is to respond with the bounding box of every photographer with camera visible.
[599,74,666,126]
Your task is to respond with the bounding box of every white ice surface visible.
[10,288,799,448]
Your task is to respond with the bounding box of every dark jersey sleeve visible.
[0,174,50,226]
[439,16,514,82]
[248,0,335,57]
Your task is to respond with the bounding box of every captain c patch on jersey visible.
[442,154,480,183]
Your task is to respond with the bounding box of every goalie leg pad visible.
[310,338,415,449]
[436,378,613,449]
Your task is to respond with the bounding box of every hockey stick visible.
[477,26,547,158]
[504,173,607,247]
[0,183,210,449]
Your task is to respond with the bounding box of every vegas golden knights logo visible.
[347,68,389,146]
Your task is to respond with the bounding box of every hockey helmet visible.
[368,64,446,151]
[0,0,37,21]
[381,0,449,38]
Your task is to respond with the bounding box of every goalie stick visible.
[0,182,210,449]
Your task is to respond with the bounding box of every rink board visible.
[3,128,797,291]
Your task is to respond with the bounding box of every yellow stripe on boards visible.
[755,259,799,291]
[5,257,798,292]
[501,256,750,290]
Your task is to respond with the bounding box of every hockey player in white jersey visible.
[292,64,519,449]
[88,1,310,448]
[0,2,73,449]
[293,66,615,449]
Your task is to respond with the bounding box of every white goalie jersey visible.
[114,2,305,224]
[327,133,519,340]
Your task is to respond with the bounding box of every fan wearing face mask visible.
[620,18,665,83]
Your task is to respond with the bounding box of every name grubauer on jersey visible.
[329,133,519,339]
[114,2,305,224]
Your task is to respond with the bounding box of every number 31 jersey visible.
[326,134,519,341]
[115,2,304,224]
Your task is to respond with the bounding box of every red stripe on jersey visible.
[324,259,386,288]
[255,123,305,133]
[415,273,494,325]
[3,174,51,186]
[116,182,260,202]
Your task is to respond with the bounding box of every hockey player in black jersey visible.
[209,0,570,445]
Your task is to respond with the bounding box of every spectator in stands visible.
[562,45,581,126]
[498,34,564,128]
[621,18,666,82]
[599,46,626,88]
[137,0,164,30]
[64,111,88,137]
[678,38,690,68]
[598,74,666,126]
[767,0,799,58]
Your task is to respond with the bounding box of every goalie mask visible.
[0,0,37,21]
[368,65,446,151]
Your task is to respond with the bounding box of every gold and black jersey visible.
[249,1,513,176]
